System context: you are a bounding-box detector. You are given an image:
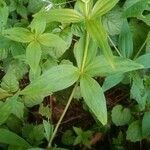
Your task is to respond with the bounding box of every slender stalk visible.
[134,37,148,59]
[47,83,78,148]
[81,32,90,73]
[108,35,123,57]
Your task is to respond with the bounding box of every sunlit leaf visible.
[3,27,34,43]
[20,65,80,98]
[0,128,31,148]
[80,75,107,125]
[91,0,119,18]
[26,41,42,74]
[85,56,143,77]
[35,9,84,24]
[86,19,114,68]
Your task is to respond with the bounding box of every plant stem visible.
[134,37,148,59]
[108,35,123,57]
[81,32,90,73]
[47,83,78,148]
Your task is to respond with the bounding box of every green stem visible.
[108,35,122,57]
[81,32,90,73]
[47,83,78,148]
[134,37,148,59]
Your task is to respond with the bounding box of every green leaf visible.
[0,1,9,28]
[0,100,13,125]
[20,65,79,98]
[39,104,51,119]
[146,32,150,52]
[74,33,97,68]
[28,0,45,13]
[11,98,24,119]
[142,111,150,137]
[30,15,46,34]
[38,33,67,57]
[28,148,44,150]
[1,68,19,93]
[91,0,119,18]
[61,130,75,146]
[16,5,27,19]
[73,127,92,148]
[0,48,8,60]
[135,53,150,68]
[102,7,124,35]
[130,19,149,51]
[123,0,149,18]
[0,128,31,148]
[36,9,84,23]
[0,88,12,100]
[80,75,107,125]
[59,27,73,50]
[130,73,146,110]
[75,0,93,17]
[43,120,53,141]
[126,121,142,142]
[4,27,34,43]
[102,73,124,92]
[119,20,133,58]
[111,105,131,126]
[139,14,150,26]
[86,19,114,68]
[22,95,44,107]
[85,56,143,77]
[22,124,44,146]
[26,41,42,74]
[123,0,140,10]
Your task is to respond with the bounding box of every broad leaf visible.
[30,15,46,34]
[35,9,84,23]
[102,73,124,92]
[26,41,42,74]
[1,68,19,93]
[0,88,12,100]
[123,0,140,10]
[85,56,143,77]
[135,53,150,68]
[0,100,13,125]
[142,111,150,137]
[80,75,107,125]
[146,33,150,52]
[91,0,119,18]
[126,121,142,142]
[86,19,114,68]
[111,105,131,126]
[38,33,67,56]
[124,0,149,18]
[0,128,31,148]
[119,20,133,58]
[11,98,24,119]
[20,65,79,98]
[22,95,44,107]
[3,27,34,43]
[43,120,53,141]
[22,124,44,146]
[130,73,147,110]
[102,7,124,35]
[0,49,8,60]
[0,1,9,28]
[139,14,150,26]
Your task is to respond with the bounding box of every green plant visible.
[0,0,150,149]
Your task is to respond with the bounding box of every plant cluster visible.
[0,0,150,149]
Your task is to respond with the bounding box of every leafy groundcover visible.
[0,0,150,149]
